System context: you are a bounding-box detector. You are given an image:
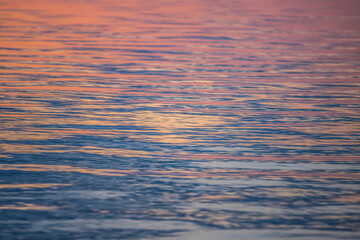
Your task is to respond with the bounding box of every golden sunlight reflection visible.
[0,203,58,211]
[131,111,231,133]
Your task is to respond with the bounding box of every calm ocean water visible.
[0,0,360,239]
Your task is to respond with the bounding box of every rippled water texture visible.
[1,0,360,239]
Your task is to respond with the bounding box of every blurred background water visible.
[0,0,360,239]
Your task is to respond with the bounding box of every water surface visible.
[0,0,360,239]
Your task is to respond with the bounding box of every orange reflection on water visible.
[335,195,360,203]
[131,111,231,133]
[0,203,57,211]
